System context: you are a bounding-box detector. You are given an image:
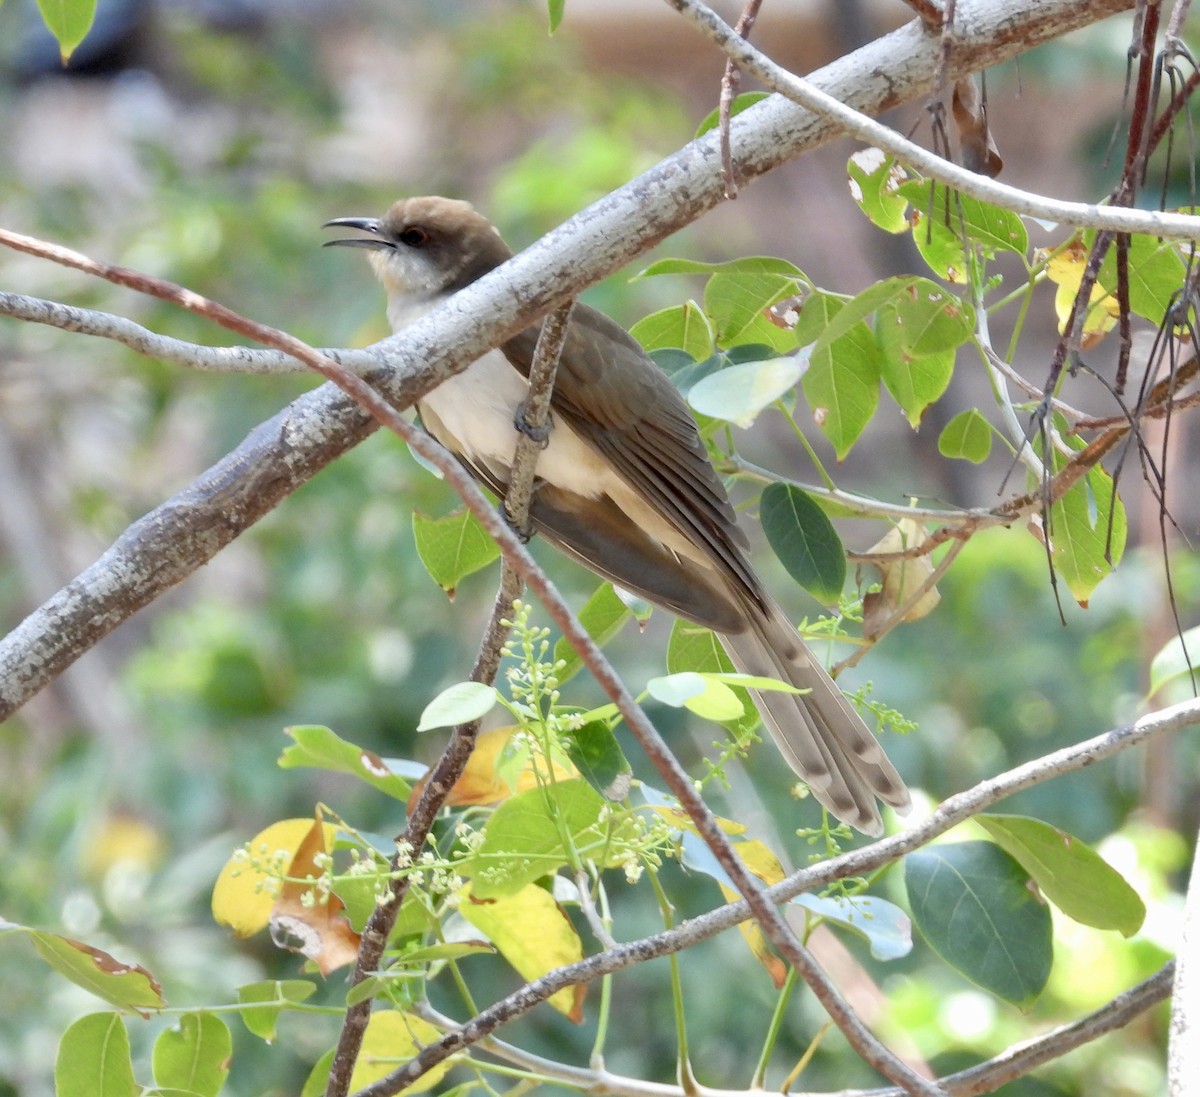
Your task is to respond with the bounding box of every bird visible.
[323,196,910,835]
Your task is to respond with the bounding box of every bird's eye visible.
[398,227,429,248]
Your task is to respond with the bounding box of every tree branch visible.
[0,0,1148,720]
[667,0,1200,240]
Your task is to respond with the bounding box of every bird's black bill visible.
[321,216,392,250]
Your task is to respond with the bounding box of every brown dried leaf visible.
[952,77,1003,177]
[861,518,941,640]
[269,814,361,976]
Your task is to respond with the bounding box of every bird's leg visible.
[513,400,552,446]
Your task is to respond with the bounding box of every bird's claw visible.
[513,402,551,447]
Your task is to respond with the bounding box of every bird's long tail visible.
[719,597,910,836]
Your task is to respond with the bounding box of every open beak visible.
[321,216,392,250]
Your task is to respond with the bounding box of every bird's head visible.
[323,196,513,328]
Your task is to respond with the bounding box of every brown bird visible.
[324,196,910,835]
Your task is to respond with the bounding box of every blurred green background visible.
[0,2,1195,1094]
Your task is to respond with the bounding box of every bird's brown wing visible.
[502,305,763,606]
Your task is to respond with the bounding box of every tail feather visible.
[719,596,910,836]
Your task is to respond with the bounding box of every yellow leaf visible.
[350,1010,451,1094]
[646,805,747,837]
[270,815,361,975]
[719,883,788,988]
[457,882,586,1021]
[1042,241,1118,347]
[861,518,941,640]
[211,818,337,938]
[718,837,790,987]
[407,726,577,812]
[733,838,787,886]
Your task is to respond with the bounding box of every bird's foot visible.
[513,402,551,446]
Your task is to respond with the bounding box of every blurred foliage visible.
[0,2,1195,1097]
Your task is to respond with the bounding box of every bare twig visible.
[718,0,763,199]
[900,0,944,30]
[0,291,378,374]
[503,300,575,537]
[324,568,521,1097]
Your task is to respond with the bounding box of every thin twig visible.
[900,0,945,30]
[833,538,965,673]
[503,300,575,537]
[0,291,379,374]
[324,567,521,1097]
[718,0,763,199]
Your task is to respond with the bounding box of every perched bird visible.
[324,196,910,834]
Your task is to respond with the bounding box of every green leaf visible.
[759,483,846,604]
[546,0,565,33]
[301,1048,334,1097]
[802,280,905,354]
[152,1012,232,1097]
[794,893,913,961]
[1047,443,1126,605]
[279,725,411,800]
[635,256,805,279]
[1098,233,1187,325]
[847,148,912,233]
[55,1014,137,1097]
[874,279,974,427]
[695,91,771,138]
[563,718,633,800]
[236,979,317,1043]
[975,815,1146,936]
[796,294,882,458]
[335,875,435,937]
[647,671,745,722]
[879,344,955,428]
[667,619,758,739]
[467,778,632,897]
[704,271,804,351]
[881,280,975,357]
[1149,625,1200,696]
[687,356,804,427]
[899,180,1028,282]
[938,409,993,463]
[30,931,165,1012]
[416,681,498,731]
[629,301,715,358]
[553,583,632,685]
[412,507,500,595]
[905,841,1052,1006]
[36,0,97,62]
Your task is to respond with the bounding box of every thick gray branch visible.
[0,0,1136,718]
